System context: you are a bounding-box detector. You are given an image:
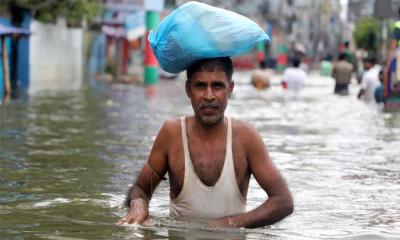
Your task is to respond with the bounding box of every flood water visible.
[1,71,400,240]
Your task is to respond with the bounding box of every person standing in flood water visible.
[117,57,293,228]
[281,57,307,93]
[332,53,354,95]
[357,56,381,103]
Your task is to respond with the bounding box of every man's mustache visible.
[199,102,219,109]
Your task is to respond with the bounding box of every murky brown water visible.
[1,72,399,239]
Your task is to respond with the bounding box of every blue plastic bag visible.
[148,1,270,74]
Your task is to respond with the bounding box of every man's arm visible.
[238,124,293,228]
[331,64,337,80]
[117,121,171,225]
[281,70,288,89]
[210,123,293,228]
[358,75,369,99]
[357,89,365,99]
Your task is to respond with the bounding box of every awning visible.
[0,23,31,36]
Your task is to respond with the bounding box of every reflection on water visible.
[1,72,400,239]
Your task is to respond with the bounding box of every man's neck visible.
[192,116,226,140]
[366,65,375,71]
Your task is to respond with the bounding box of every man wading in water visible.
[118,57,293,228]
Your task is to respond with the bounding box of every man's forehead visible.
[192,69,228,80]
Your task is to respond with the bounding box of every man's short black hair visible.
[363,55,376,65]
[186,57,233,83]
[338,52,347,61]
[292,57,301,68]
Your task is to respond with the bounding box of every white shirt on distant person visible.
[283,67,307,92]
[360,65,381,102]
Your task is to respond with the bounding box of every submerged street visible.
[1,71,399,239]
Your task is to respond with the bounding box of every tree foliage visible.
[353,16,380,52]
[7,0,102,26]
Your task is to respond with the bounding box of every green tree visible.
[7,0,102,27]
[353,16,380,52]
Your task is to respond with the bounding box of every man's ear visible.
[229,80,235,93]
[185,80,191,98]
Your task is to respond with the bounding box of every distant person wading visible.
[282,57,307,93]
[358,56,381,103]
[332,53,354,95]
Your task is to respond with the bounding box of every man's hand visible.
[117,198,149,225]
[208,216,237,228]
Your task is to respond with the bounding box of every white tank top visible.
[170,116,246,219]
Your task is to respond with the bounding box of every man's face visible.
[186,69,234,127]
[363,61,372,71]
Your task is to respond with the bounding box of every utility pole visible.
[374,0,392,62]
[144,10,159,96]
[144,0,164,96]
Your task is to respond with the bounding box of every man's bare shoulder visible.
[232,118,267,164]
[153,118,182,152]
[232,118,258,130]
[160,117,181,136]
[232,118,260,141]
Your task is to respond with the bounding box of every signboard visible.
[374,0,392,19]
[124,11,146,40]
[104,0,143,11]
[144,0,164,11]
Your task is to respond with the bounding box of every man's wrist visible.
[228,215,243,228]
[228,216,234,227]
[130,198,148,209]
